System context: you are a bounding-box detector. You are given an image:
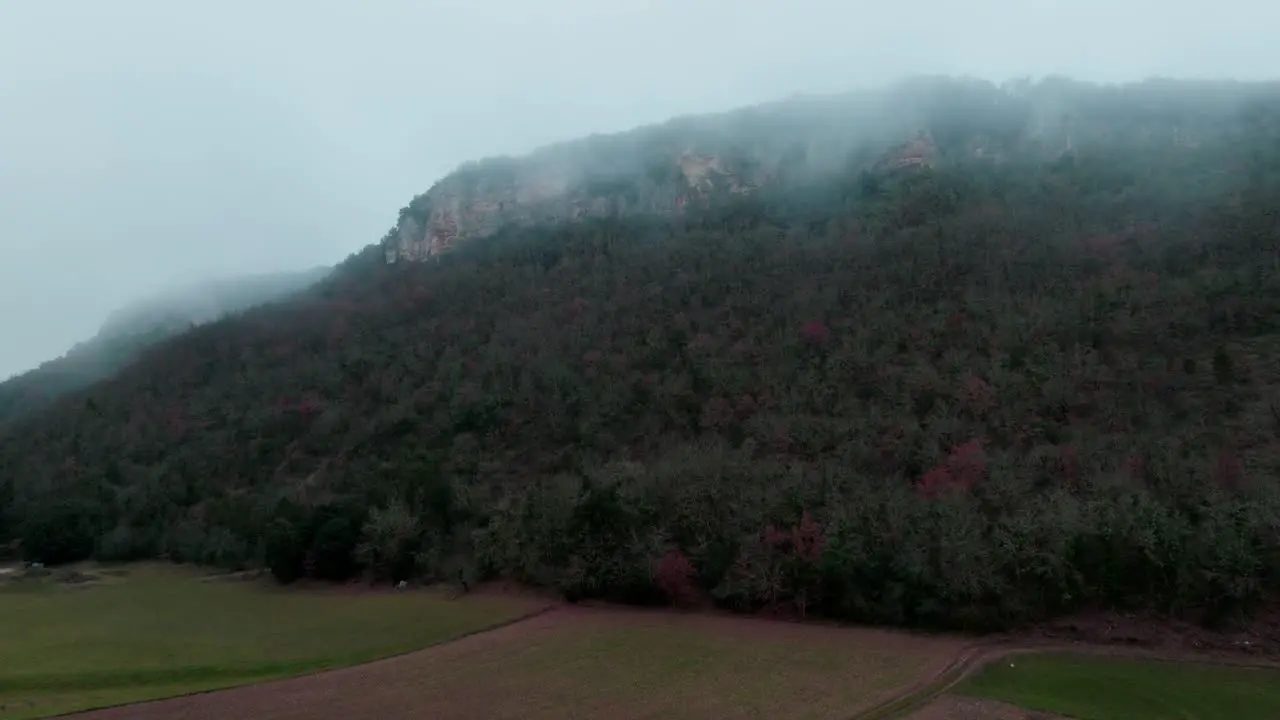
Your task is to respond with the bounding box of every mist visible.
[2,0,1278,378]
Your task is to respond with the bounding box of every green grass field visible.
[0,565,544,719]
[959,652,1280,720]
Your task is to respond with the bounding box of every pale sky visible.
[2,0,1278,377]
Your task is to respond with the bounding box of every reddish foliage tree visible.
[1057,443,1079,486]
[728,338,755,361]
[757,511,827,617]
[654,550,698,605]
[1213,447,1244,491]
[328,316,349,345]
[768,424,793,454]
[763,511,826,561]
[946,311,969,333]
[917,465,955,499]
[790,511,826,562]
[700,396,734,430]
[164,408,188,439]
[799,320,830,346]
[960,373,996,416]
[918,439,987,499]
[1125,451,1147,482]
[295,395,324,417]
[947,439,988,488]
[1083,232,1123,256]
[688,332,716,352]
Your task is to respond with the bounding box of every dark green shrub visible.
[311,517,359,581]
[19,499,102,566]
[265,517,306,583]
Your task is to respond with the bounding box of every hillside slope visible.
[3,77,1280,630]
[0,267,330,426]
[383,75,1277,261]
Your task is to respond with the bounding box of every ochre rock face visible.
[874,132,938,173]
[380,127,946,264]
[678,153,722,193]
[381,128,951,264]
[428,199,461,256]
[383,150,761,263]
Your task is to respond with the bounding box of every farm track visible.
[62,603,1280,720]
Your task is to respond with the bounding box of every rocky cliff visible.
[384,145,781,263]
[382,84,933,263]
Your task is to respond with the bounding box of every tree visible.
[311,517,359,581]
[265,517,306,584]
[19,498,101,566]
[356,500,422,584]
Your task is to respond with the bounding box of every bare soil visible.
[1023,606,1280,659]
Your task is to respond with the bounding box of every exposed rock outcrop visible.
[384,146,770,263]
[872,131,938,173]
[381,87,932,263]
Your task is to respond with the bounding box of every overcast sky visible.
[1,0,1277,378]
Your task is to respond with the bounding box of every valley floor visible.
[7,565,1280,720]
[64,610,1280,720]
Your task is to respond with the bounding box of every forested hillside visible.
[0,267,330,426]
[3,77,1280,631]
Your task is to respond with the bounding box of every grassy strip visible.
[959,652,1280,720]
[0,565,547,718]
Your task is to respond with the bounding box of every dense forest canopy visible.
[3,76,1280,631]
